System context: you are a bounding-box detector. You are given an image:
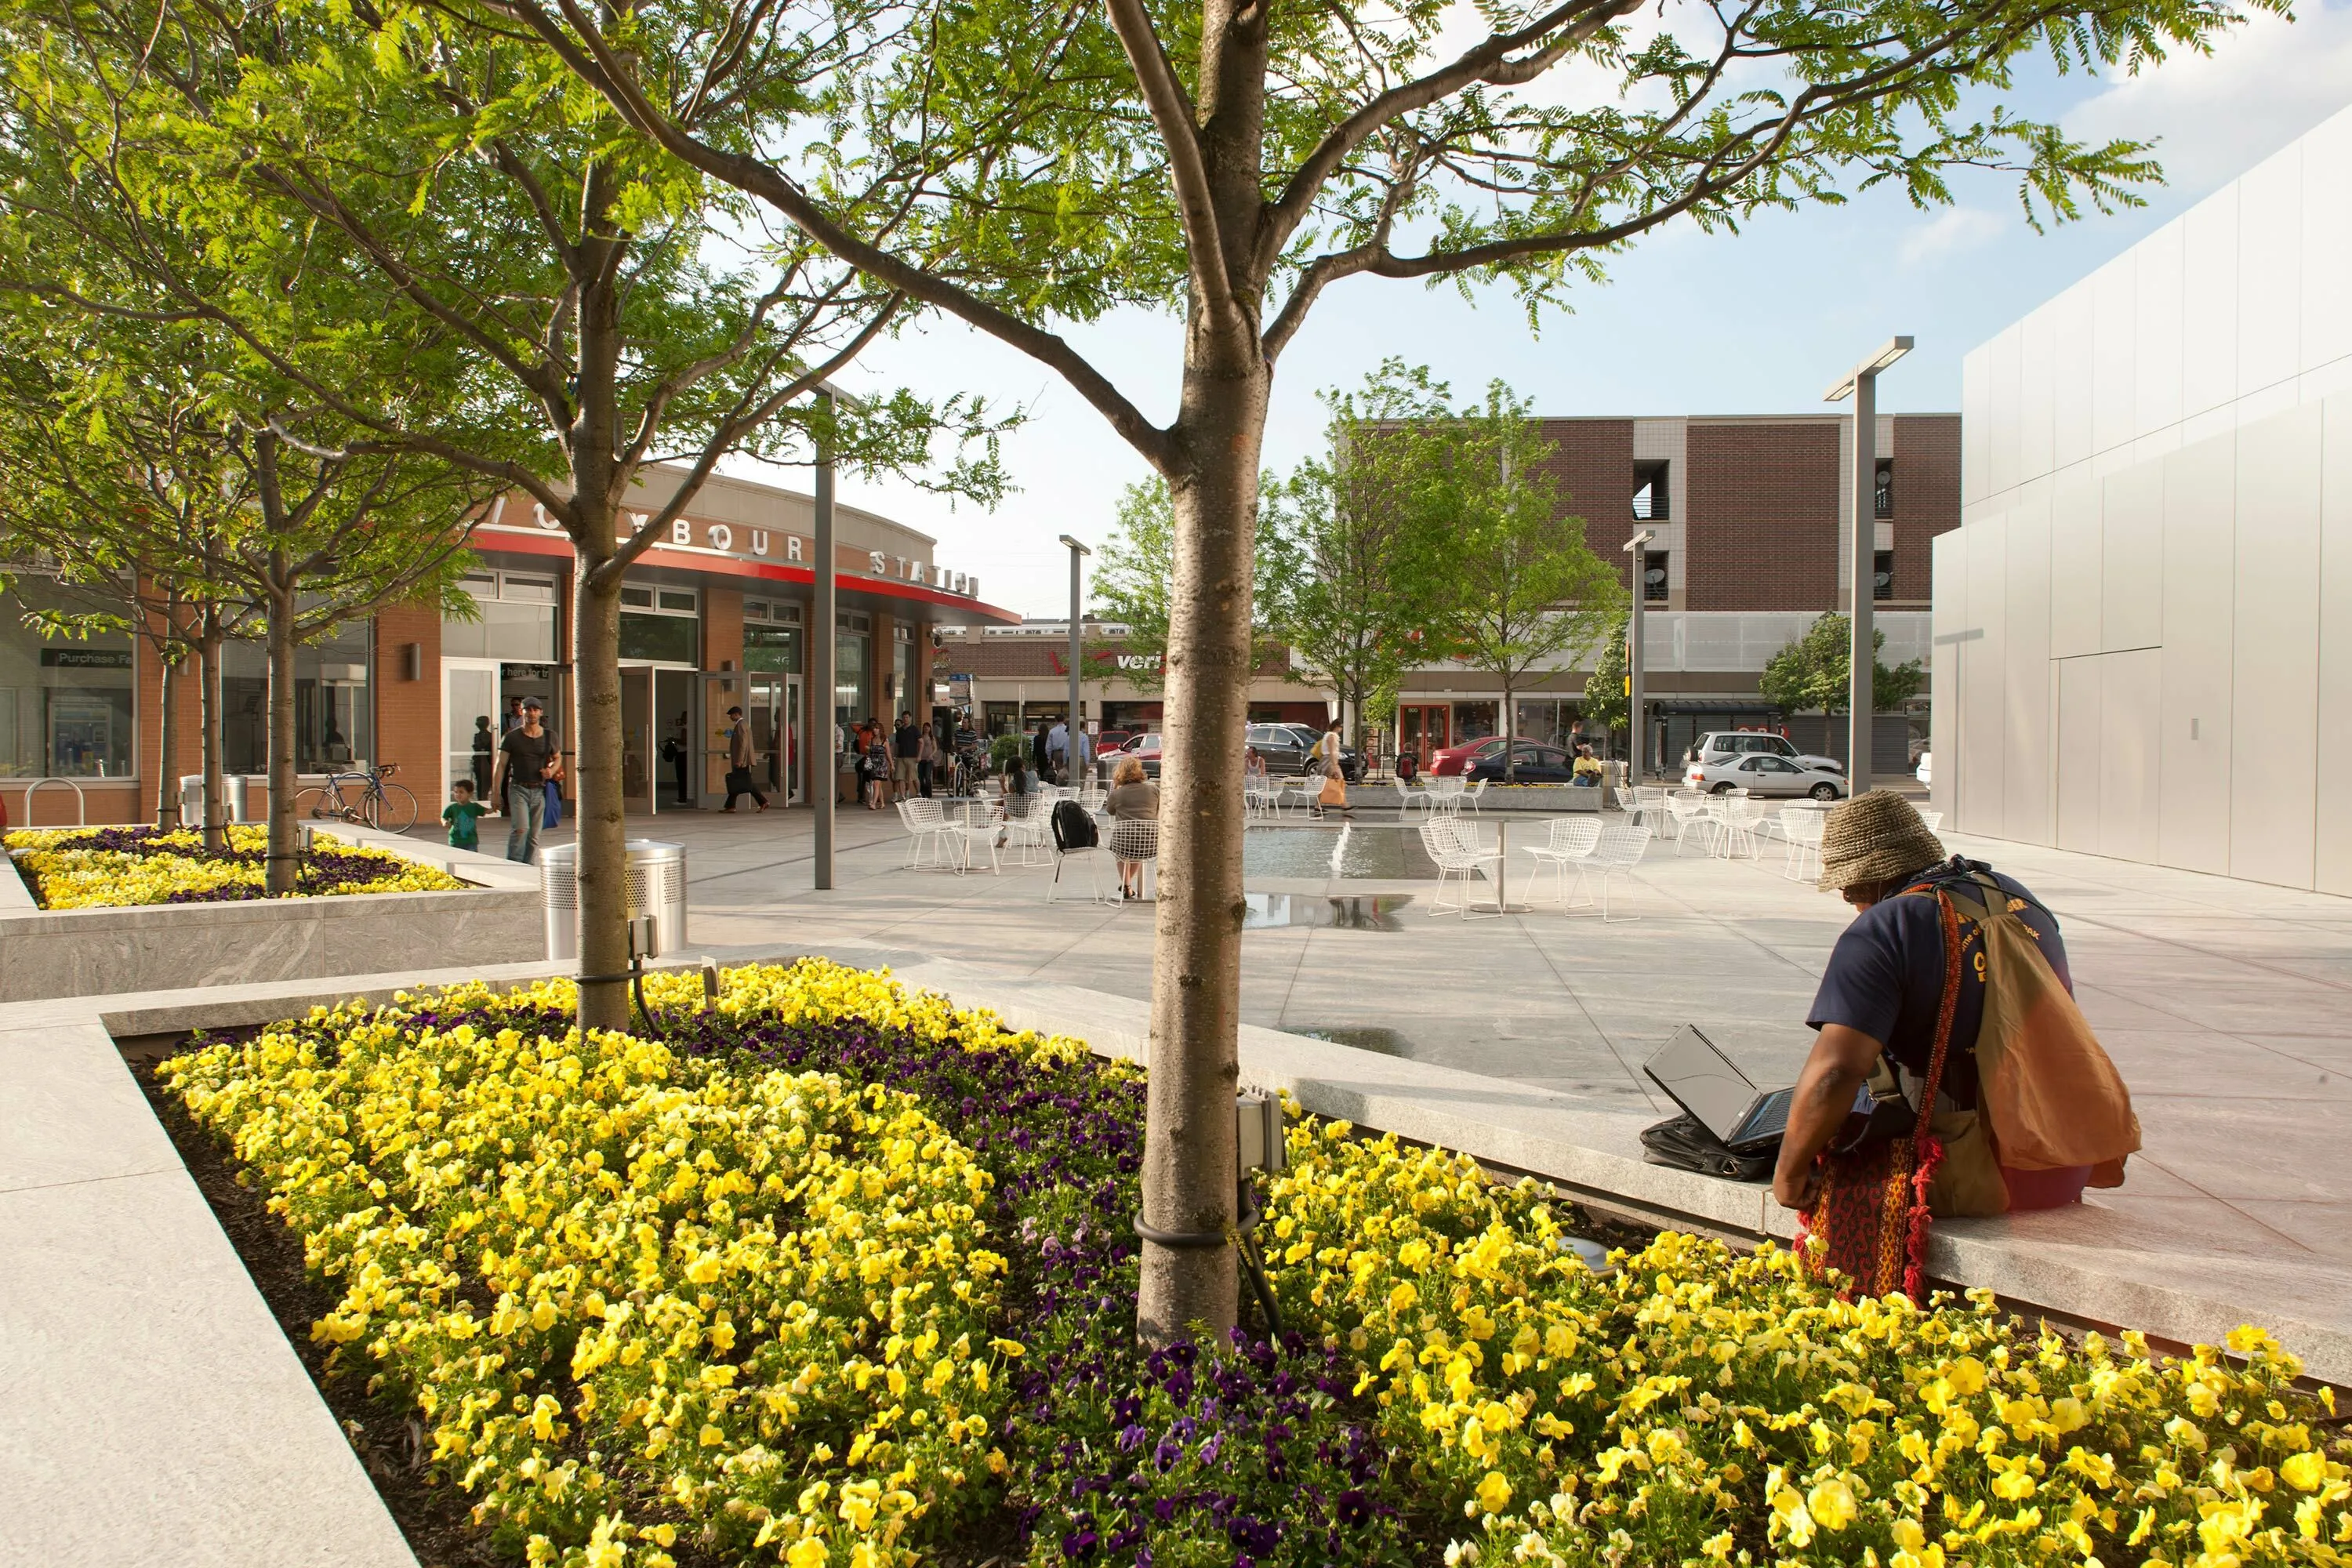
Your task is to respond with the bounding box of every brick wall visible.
[375,601,443,801]
[1890,414,1960,604]
[1685,420,1842,612]
[1530,418,1635,563]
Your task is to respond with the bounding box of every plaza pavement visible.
[511,796,2352,1269]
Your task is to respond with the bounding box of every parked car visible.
[1915,750,1933,786]
[1465,741,1581,784]
[1428,735,1507,777]
[1094,729,1136,756]
[1249,722,1363,782]
[1128,733,1164,777]
[1686,751,1847,800]
[1684,730,1842,775]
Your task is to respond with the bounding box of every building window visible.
[222,617,372,775]
[743,598,802,674]
[0,583,136,779]
[835,626,869,726]
[619,582,699,664]
[891,624,913,713]
[1642,549,1669,603]
[445,569,559,661]
[1874,459,1894,520]
[1874,550,1895,601]
[1632,460,1670,521]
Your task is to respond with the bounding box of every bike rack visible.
[13,777,89,826]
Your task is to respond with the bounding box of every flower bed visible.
[6,823,466,908]
[162,961,2352,1568]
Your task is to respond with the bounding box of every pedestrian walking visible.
[723,706,769,811]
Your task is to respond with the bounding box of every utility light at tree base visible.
[1623,529,1653,777]
[1824,337,1911,795]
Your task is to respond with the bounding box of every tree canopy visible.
[1759,612,1928,716]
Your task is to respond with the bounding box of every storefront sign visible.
[40,648,132,670]
[485,495,983,600]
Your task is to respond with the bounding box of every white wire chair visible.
[896,798,953,869]
[1581,824,1653,922]
[1779,807,1827,882]
[1668,793,1721,856]
[1634,786,1677,839]
[1457,779,1488,815]
[1245,775,1277,818]
[1108,816,1161,901]
[1718,795,1770,859]
[943,798,1000,875]
[1393,778,1435,818]
[1918,809,1945,833]
[999,795,1055,867]
[1523,816,1604,908]
[1417,818,1504,920]
[1046,810,1117,904]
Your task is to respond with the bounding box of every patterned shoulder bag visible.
[1795,887,1964,1300]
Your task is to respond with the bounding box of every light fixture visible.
[1622,528,1654,554]
[1822,336,1914,402]
[1058,534,1093,557]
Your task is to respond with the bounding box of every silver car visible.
[1685,751,1848,800]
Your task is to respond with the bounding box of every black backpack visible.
[1639,1112,1774,1182]
[1051,799,1098,852]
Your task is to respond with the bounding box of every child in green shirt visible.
[444,779,488,850]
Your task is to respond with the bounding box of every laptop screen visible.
[1642,1025,1762,1145]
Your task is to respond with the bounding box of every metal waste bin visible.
[542,839,689,961]
[179,773,249,826]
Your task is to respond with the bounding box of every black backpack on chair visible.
[1051,799,1098,852]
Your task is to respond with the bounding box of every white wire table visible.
[1468,818,1531,915]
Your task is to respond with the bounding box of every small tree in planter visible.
[1424,386,1624,784]
[1759,612,1925,765]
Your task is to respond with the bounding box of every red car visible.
[1428,736,1508,776]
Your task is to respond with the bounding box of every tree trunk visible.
[154,629,180,829]
[573,548,630,1032]
[264,575,299,895]
[1135,350,1269,1346]
[1502,674,1517,784]
[197,627,227,851]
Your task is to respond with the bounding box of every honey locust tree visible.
[499,0,2267,1337]
[1423,383,1624,783]
[1268,359,1454,761]
[0,0,1000,1021]
[0,66,492,884]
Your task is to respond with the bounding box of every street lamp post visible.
[1824,336,1911,795]
[1622,529,1653,779]
[1058,534,1091,782]
[813,383,838,890]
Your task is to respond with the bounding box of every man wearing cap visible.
[492,697,554,862]
[1775,791,2090,1217]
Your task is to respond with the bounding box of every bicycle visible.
[295,761,419,833]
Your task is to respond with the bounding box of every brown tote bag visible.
[1942,873,2140,1187]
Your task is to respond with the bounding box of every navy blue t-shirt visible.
[1806,858,2071,1109]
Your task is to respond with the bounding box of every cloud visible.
[1896,208,2009,266]
[2063,2,2352,195]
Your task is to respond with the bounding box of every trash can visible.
[542,839,689,962]
[179,773,249,827]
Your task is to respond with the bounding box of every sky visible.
[721,1,2352,618]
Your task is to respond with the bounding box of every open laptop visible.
[1642,1025,1801,1154]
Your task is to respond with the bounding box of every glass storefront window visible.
[892,627,913,713]
[1515,699,1566,747]
[618,581,699,664]
[0,584,135,778]
[221,617,372,775]
[743,598,802,674]
[445,568,559,661]
[1454,701,1498,742]
[835,632,869,725]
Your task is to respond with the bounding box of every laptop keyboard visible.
[1738,1091,1791,1142]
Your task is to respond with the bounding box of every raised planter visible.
[1461,782,1608,811]
[0,826,542,1004]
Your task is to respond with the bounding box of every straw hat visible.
[1817,791,1945,891]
